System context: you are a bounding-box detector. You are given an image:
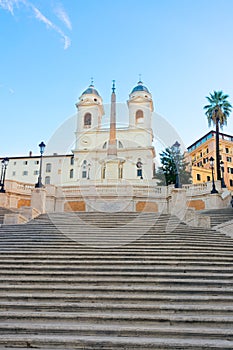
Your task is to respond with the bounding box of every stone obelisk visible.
[105,80,120,179]
[107,80,117,158]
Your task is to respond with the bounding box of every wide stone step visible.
[1,321,233,339]
[0,284,232,295]
[1,300,233,315]
[2,310,233,327]
[1,270,233,279]
[0,264,233,272]
[1,291,233,303]
[1,333,233,350]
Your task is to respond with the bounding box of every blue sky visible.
[1,0,233,157]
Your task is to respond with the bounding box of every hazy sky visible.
[1,0,233,157]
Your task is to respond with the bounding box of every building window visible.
[135,110,144,123]
[207,176,211,182]
[70,169,74,179]
[84,113,92,128]
[82,160,87,178]
[227,156,232,162]
[46,163,52,173]
[34,160,39,165]
[196,174,201,181]
[230,179,233,187]
[136,158,143,179]
[12,171,16,176]
[23,171,28,176]
[45,176,50,185]
[231,168,233,174]
[34,170,39,175]
[23,161,28,165]
[13,161,17,166]
[226,147,229,154]
[70,156,74,165]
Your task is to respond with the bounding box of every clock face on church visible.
[80,137,91,146]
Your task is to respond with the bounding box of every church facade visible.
[4,81,156,186]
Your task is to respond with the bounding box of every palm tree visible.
[204,91,232,181]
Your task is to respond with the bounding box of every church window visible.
[82,160,90,179]
[45,176,50,185]
[70,156,74,165]
[70,169,74,179]
[102,165,106,179]
[136,110,144,123]
[118,141,123,149]
[46,163,52,173]
[119,163,123,179]
[103,141,107,149]
[136,158,143,179]
[84,113,92,128]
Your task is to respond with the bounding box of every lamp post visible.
[209,156,218,194]
[35,141,46,188]
[220,160,226,188]
[172,141,182,188]
[0,157,9,193]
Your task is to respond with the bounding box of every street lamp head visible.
[209,156,214,168]
[172,141,181,153]
[38,141,46,155]
[3,157,9,167]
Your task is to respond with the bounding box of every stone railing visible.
[5,180,34,195]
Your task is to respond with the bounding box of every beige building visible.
[187,130,233,190]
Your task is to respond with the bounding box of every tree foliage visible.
[203,90,232,129]
[155,145,192,186]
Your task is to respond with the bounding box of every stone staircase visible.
[0,211,233,349]
[201,207,233,227]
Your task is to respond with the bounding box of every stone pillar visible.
[105,159,120,180]
[169,188,187,221]
[31,188,46,214]
[54,187,65,212]
[0,193,8,208]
